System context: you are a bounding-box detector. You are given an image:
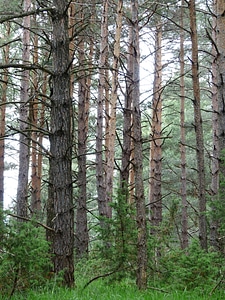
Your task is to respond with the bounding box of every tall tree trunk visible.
[210,0,219,250]
[16,0,31,218]
[149,20,163,233]
[31,14,41,215]
[120,23,133,201]
[0,22,10,213]
[216,0,225,250]
[36,72,47,210]
[75,3,89,259]
[105,0,123,205]
[189,0,207,250]
[96,0,109,220]
[131,0,147,289]
[180,0,188,250]
[47,0,74,287]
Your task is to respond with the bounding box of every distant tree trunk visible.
[180,0,188,250]
[216,0,225,249]
[47,0,74,287]
[0,23,10,207]
[75,3,89,259]
[149,20,163,233]
[96,0,110,220]
[0,22,10,213]
[17,0,31,218]
[31,15,41,215]
[210,0,219,250]
[189,0,207,250]
[131,0,147,289]
[105,0,123,205]
[120,23,133,201]
[37,72,47,206]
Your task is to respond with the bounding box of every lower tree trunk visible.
[180,0,188,250]
[210,0,219,250]
[76,17,89,258]
[131,0,147,289]
[189,0,207,250]
[47,0,74,287]
[149,20,163,234]
[216,0,225,252]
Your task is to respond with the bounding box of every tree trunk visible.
[75,2,89,260]
[31,14,41,215]
[216,0,225,250]
[47,0,74,287]
[16,0,31,218]
[210,0,219,250]
[0,22,10,213]
[96,0,110,220]
[120,23,133,202]
[149,20,163,233]
[189,0,207,250]
[105,0,123,205]
[131,0,147,289]
[180,0,188,250]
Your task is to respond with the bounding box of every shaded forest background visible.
[1,0,225,296]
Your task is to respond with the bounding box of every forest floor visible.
[1,280,225,300]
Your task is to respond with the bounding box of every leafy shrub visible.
[0,214,52,297]
[92,187,137,282]
[158,241,225,291]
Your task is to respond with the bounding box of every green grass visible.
[1,280,225,300]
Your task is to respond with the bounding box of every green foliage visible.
[0,0,22,16]
[158,241,225,292]
[0,214,52,297]
[209,149,225,246]
[94,187,137,281]
[2,280,225,300]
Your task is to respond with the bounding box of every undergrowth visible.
[1,279,225,300]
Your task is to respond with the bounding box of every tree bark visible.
[31,13,42,215]
[180,0,188,250]
[131,0,147,289]
[189,0,207,250]
[120,22,133,202]
[47,0,74,287]
[75,2,90,259]
[210,0,219,250]
[105,0,123,205]
[0,22,10,213]
[16,0,31,218]
[149,20,163,233]
[96,0,110,220]
[216,0,225,251]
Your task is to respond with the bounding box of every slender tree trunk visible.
[216,0,225,250]
[96,0,109,220]
[180,0,188,250]
[189,0,207,250]
[149,20,163,233]
[17,0,31,218]
[36,72,47,208]
[0,22,10,213]
[75,3,89,259]
[210,0,219,250]
[121,23,133,202]
[31,15,41,215]
[105,0,123,205]
[47,0,74,287]
[131,0,147,289]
